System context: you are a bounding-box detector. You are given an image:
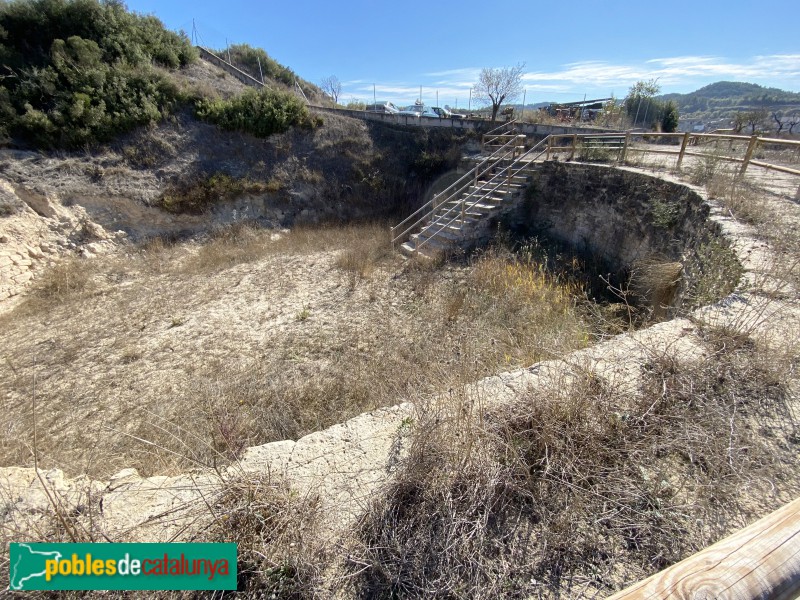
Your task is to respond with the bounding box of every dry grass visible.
[205,473,325,598]
[705,170,800,291]
[0,222,599,480]
[346,327,798,599]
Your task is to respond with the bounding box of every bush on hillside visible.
[219,43,323,102]
[195,87,320,138]
[221,44,297,88]
[0,0,196,148]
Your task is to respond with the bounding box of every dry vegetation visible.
[2,143,798,598]
[346,328,797,598]
[0,221,602,480]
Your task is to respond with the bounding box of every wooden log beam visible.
[749,160,800,176]
[607,497,800,600]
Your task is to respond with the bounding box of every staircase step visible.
[439,201,499,212]
[414,227,462,242]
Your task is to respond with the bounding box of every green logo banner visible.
[9,543,237,590]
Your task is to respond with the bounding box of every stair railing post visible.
[546,136,552,161]
[570,134,578,160]
[390,226,395,250]
[676,132,690,171]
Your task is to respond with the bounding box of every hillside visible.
[0,0,327,149]
[660,81,800,123]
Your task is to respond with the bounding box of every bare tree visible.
[787,113,800,135]
[472,64,525,122]
[320,75,342,105]
[732,111,746,133]
[772,111,784,135]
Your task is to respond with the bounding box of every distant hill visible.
[659,81,800,122]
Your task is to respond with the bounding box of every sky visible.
[125,0,800,108]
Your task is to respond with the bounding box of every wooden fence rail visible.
[607,496,800,599]
[546,132,800,181]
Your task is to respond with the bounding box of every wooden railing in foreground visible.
[607,496,800,599]
[547,131,800,178]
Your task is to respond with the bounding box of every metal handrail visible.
[413,136,550,254]
[485,119,517,137]
[390,135,525,246]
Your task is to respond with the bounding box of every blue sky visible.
[126,0,799,108]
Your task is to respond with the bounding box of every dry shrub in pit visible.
[27,257,91,303]
[347,328,798,599]
[457,244,591,366]
[334,226,392,282]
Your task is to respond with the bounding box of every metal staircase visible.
[391,123,551,258]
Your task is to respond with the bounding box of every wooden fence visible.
[608,496,800,599]
[545,131,800,179]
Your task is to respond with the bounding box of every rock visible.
[84,221,108,240]
[11,256,32,267]
[39,242,56,254]
[0,235,8,243]
[80,248,95,259]
[12,271,32,284]
[109,467,141,488]
[26,245,44,259]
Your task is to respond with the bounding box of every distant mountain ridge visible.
[658,81,800,121]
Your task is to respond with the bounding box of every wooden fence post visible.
[620,132,630,163]
[569,134,577,160]
[676,132,690,171]
[739,135,759,176]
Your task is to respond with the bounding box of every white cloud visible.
[340,54,800,105]
[522,55,800,92]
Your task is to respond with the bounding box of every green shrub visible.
[661,100,679,133]
[0,0,196,148]
[195,87,316,138]
[220,44,297,88]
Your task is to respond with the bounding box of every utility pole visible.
[373,84,376,106]
[257,56,263,84]
[521,89,526,121]
[468,89,471,112]
[225,38,231,64]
